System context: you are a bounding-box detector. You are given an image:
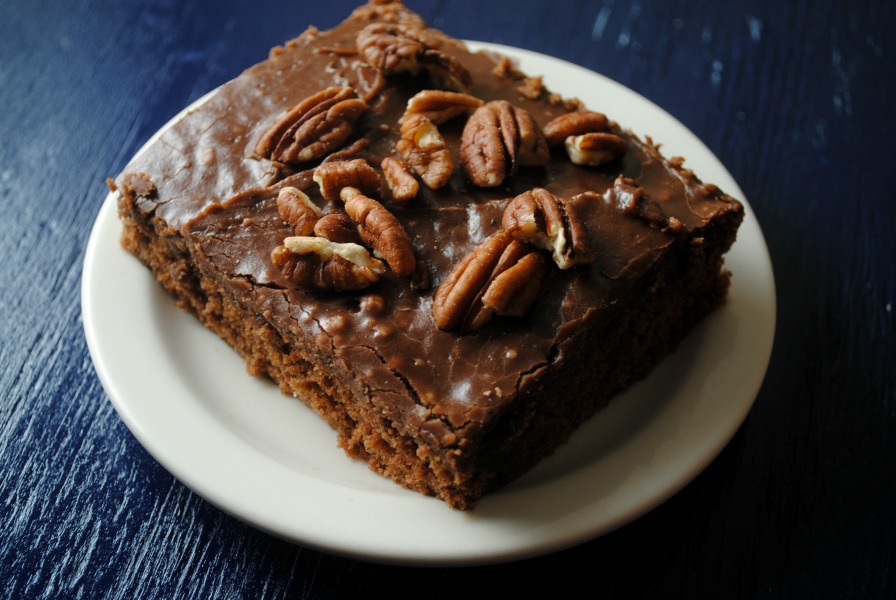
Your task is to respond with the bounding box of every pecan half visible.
[313,158,383,201]
[340,186,417,277]
[400,90,483,125]
[460,100,549,188]
[432,232,546,332]
[565,132,628,166]
[356,23,472,92]
[542,110,609,147]
[276,187,322,235]
[502,188,591,269]
[255,87,366,164]
[475,251,546,329]
[396,114,454,190]
[272,236,385,292]
[313,211,361,244]
[356,23,426,74]
[321,137,370,164]
[381,156,419,202]
[422,48,475,94]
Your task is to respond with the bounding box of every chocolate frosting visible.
[118,2,742,450]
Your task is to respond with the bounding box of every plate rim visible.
[83,41,776,566]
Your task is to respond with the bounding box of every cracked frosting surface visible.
[118,1,742,449]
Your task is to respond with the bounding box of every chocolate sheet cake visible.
[110,0,744,509]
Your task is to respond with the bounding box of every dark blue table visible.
[2,0,893,596]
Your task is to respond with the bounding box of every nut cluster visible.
[272,236,385,292]
[431,188,593,332]
[356,23,472,93]
[380,89,483,200]
[432,232,546,332]
[255,87,366,166]
[502,188,591,269]
[339,185,417,278]
[271,158,418,292]
[250,20,645,334]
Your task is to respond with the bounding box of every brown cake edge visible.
[117,188,742,509]
[468,209,742,501]
[117,192,480,506]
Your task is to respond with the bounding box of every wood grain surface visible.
[1,0,893,597]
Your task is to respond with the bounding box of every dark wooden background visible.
[1,0,893,597]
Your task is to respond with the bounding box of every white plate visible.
[82,42,775,565]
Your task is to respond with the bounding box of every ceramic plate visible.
[82,42,776,565]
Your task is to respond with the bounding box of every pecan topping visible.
[542,110,609,147]
[460,100,549,188]
[356,23,426,74]
[321,137,370,164]
[381,156,419,202]
[491,56,519,80]
[422,50,474,94]
[565,132,628,166]
[476,251,546,329]
[502,188,591,269]
[516,76,545,100]
[313,158,382,201]
[400,90,483,125]
[605,175,643,214]
[255,87,366,164]
[313,211,361,244]
[340,186,417,277]
[396,114,454,190]
[432,232,545,332]
[276,187,322,236]
[356,23,472,92]
[272,236,385,292]
[604,175,673,229]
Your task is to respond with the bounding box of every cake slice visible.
[111,0,744,509]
